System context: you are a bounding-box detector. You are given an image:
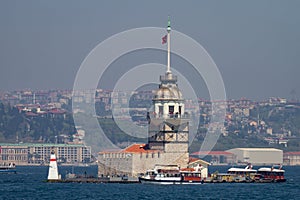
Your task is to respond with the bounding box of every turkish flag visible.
[162,35,167,44]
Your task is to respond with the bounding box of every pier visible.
[47,177,139,184]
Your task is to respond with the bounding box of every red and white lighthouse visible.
[47,150,61,180]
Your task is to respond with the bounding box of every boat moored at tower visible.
[208,164,286,183]
[257,166,286,182]
[139,164,205,184]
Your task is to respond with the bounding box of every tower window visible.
[169,106,174,115]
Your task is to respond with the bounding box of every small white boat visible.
[0,163,16,173]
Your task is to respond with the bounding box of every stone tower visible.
[97,18,190,177]
[147,17,189,167]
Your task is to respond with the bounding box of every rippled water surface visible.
[0,165,299,200]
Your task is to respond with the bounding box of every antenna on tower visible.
[166,16,171,74]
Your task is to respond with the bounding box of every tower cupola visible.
[152,17,185,119]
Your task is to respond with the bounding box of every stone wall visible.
[131,151,189,176]
[98,153,133,177]
[164,143,188,153]
[98,150,189,177]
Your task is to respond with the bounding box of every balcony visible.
[160,75,177,83]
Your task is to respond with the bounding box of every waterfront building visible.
[0,144,28,165]
[283,152,300,165]
[0,143,91,165]
[191,151,237,165]
[226,148,283,165]
[187,157,210,178]
[27,143,91,164]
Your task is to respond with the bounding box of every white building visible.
[28,143,91,164]
[0,143,92,165]
[226,148,283,165]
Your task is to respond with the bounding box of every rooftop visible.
[0,143,89,147]
[99,143,161,154]
[284,152,300,155]
[121,144,160,154]
[191,151,234,156]
[227,148,283,152]
[188,157,210,165]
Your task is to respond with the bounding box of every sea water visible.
[0,165,299,200]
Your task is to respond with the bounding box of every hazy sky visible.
[0,0,299,100]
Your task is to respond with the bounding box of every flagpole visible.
[167,16,171,74]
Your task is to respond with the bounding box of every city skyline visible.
[0,1,299,100]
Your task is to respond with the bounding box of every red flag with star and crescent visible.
[162,35,167,44]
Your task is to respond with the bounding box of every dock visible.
[47,176,140,184]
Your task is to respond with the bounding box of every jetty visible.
[46,150,138,183]
[48,177,139,184]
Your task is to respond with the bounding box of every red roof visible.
[181,168,196,172]
[284,152,300,155]
[121,144,160,153]
[188,157,210,165]
[189,157,199,163]
[191,151,233,156]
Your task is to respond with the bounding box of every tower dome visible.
[152,74,185,119]
[154,85,183,100]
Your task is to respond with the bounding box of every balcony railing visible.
[160,75,177,83]
[148,112,190,120]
